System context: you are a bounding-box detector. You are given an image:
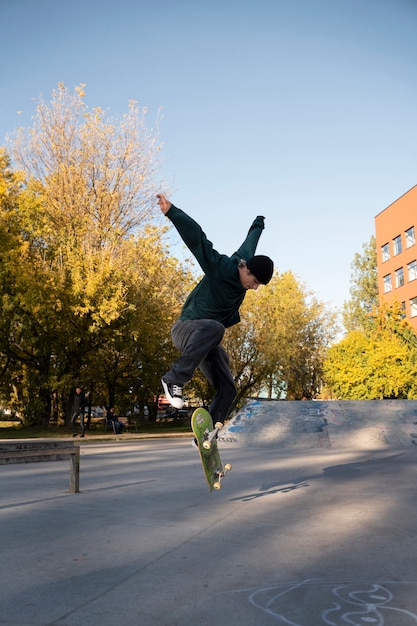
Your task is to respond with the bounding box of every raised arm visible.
[234,215,266,260]
[156,194,221,274]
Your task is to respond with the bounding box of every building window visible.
[381,243,390,262]
[408,260,417,282]
[383,274,392,293]
[393,235,402,256]
[406,226,415,248]
[400,302,406,319]
[395,267,404,288]
[410,297,417,318]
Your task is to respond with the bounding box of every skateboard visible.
[191,408,232,492]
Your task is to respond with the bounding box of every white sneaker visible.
[161,378,184,410]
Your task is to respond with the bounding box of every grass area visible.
[0,418,192,439]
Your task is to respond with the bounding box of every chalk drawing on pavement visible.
[242,579,417,625]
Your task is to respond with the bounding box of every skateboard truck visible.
[213,464,232,490]
[202,422,223,450]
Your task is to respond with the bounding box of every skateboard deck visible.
[191,408,231,492]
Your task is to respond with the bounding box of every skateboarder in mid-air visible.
[157,194,274,443]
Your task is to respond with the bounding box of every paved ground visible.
[1,427,417,625]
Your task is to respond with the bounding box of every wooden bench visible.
[104,416,138,433]
[0,440,80,493]
[118,416,138,432]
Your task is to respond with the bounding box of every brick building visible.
[375,185,417,329]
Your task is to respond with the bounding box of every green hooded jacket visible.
[166,205,265,328]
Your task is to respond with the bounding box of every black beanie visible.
[246,255,274,284]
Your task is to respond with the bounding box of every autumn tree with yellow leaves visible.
[0,84,190,424]
[323,302,417,399]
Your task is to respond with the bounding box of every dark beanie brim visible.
[246,255,274,284]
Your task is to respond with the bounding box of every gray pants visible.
[163,319,237,425]
[71,410,85,435]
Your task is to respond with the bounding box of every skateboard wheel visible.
[224,463,232,471]
[213,481,222,490]
[203,441,211,450]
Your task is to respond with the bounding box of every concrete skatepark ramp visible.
[221,399,417,450]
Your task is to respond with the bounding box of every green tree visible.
[343,235,379,332]
[223,271,339,404]
[81,231,194,419]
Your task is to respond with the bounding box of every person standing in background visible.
[70,387,87,437]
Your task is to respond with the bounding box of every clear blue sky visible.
[1,0,416,311]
